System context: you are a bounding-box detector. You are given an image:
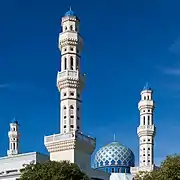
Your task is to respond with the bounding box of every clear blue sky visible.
[0,0,180,166]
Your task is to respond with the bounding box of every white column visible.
[58,9,83,134]
[137,84,156,170]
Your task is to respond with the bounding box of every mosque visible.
[0,9,157,180]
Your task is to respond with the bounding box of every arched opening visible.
[70,56,73,70]
[148,115,150,125]
[143,116,145,125]
[64,57,67,70]
[70,25,73,31]
[13,143,15,150]
[70,105,74,109]
[76,58,79,70]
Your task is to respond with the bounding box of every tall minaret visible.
[7,120,20,156]
[57,7,83,134]
[44,8,95,172]
[137,83,156,171]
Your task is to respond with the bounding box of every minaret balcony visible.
[57,70,86,90]
[59,32,83,49]
[44,131,95,146]
[138,100,155,110]
[137,125,156,137]
[44,131,96,154]
[7,149,18,156]
[8,131,19,137]
[57,70,79,82]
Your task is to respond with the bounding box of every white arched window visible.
[70,25,73,31]
[143,116,145,125]
[64,57,67,70]
[70,56,73,70]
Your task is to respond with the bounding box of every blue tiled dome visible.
[94,142,135,170]
[64,9,75,17]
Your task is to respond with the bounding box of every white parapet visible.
[138,100,154,110]
[57,70,79,82]
[59,31,83,50]
[45,131,95,145]
[137,125,156,137]
[44,131,96,154]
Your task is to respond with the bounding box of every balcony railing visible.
[44,131,95,146]
[57,70,79,82]
[138,125,155,131]
[137,125,156,135]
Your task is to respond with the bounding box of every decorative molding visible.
[46,139,76,153]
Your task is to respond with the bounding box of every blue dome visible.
[64,9,75,17]
[94,142,135,170]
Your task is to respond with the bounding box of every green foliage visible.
[135,154,180,180]
[134,170,160,180]
[159,154,180,180]
[19,160,89,180]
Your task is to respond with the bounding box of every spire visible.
[143,82,151,91]
[64,6,75,17]
[12,117,18,124]
[113,133,116,141]
[12,117,16,122]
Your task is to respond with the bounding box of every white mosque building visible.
[0,9,157,180]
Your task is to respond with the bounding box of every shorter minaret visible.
[137,83,156,171]
[7,119,20,156]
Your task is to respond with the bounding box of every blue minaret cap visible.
[143,82,151,91]
[12,117,19,124]
[64,7,76,17]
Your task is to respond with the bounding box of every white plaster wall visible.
[131,166,139,177]
[110,173,134,180]
[0,152,49,180]
[62,20,78,32]
[50,149,74,162]
[60,90,81,133]
[139,136,154,167]
[0,174,20,180]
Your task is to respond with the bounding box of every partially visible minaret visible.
[7,119,20,156]
[137,83,156,171]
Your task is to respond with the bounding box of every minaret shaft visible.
[137,86,156,170]
[57,14,83,134]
